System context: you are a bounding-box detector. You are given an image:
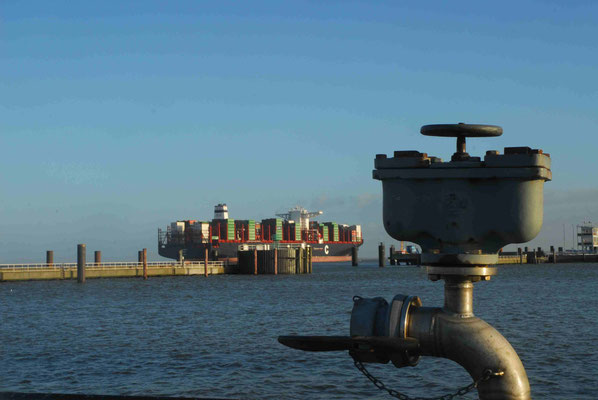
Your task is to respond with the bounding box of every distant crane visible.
[276,206,323,230]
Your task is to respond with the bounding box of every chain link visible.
[353,359,503,400]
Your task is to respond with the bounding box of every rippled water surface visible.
[1,262,597,399]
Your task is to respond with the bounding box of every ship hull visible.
[159,241,361,263]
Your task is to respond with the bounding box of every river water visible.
[1,262,597,399]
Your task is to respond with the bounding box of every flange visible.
[425,265,497,282]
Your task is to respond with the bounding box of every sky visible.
[2,0,597,262]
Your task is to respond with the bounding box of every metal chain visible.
[353,359,504,400]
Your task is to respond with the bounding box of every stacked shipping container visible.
[319,224,329,241]
[211,219,236,241]
[188,221,210,242]
[248,220,256,241]
[262,218,283,241]
[172,218,362,244]
[283,221,302,241]
[324,222,339,242]
[350,225,362,242]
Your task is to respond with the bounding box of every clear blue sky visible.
[2,0,597,262]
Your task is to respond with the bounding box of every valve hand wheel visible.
[420,123,502,160]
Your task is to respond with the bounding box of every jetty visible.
[385,244,598,266]
[0,261,232,282]
[0,244,313,282]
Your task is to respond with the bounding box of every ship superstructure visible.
[158,204,363,263]
[578,224,598,253]
[276,206,322,231]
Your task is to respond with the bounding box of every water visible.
[1,262,597,399]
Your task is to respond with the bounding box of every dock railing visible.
[0,261,224,271]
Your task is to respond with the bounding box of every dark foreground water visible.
[1,262,597,399]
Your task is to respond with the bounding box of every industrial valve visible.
[280,123,551,400]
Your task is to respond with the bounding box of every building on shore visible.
[577,224,598,253]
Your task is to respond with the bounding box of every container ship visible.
[158,204,363,263]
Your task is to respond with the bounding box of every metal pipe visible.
[456,135,466,154]
[443,278,474,317]
[408,307,530,399]
[406,279,530,400]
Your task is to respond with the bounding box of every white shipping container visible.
[350,225,362,235]
[189,222,210,234]
[171,221,185,233]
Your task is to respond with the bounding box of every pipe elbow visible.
[410,309,530,400]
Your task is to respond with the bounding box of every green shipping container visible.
[322,225,329,241]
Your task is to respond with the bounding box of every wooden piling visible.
[142,248,148,279]
[77,244,86,283]
[274,248,278,275]
[351,246,358,266]
[390,245,396,265]
[529,250,534,264]
[254,248,258,275]
[46,250,53,266]
[203,248,209,277]
[517,248,523,264]
[378,243,385,267]
[95,250,101,266]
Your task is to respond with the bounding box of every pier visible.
[0,261,230,282]
[386,244,598,266]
